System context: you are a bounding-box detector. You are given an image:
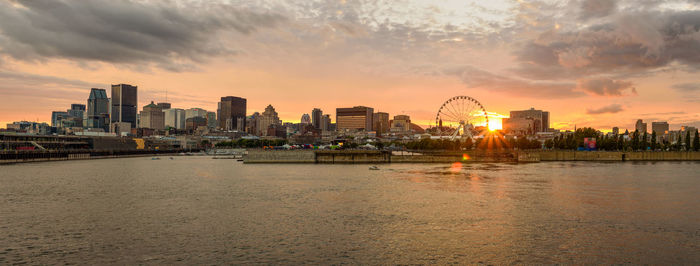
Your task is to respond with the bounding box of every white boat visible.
[369,166,380,170]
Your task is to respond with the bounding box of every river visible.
[1,157,698,264]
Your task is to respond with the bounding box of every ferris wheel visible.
[435,96,488,140]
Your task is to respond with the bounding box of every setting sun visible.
[488,118,503,131]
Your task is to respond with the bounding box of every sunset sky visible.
[0,0,699,131]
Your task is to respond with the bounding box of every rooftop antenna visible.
[165,88,168,103]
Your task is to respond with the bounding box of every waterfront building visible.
[652,122,669,136]
[300,114,311,125]
[373,112,390,135]
[111,84,138,128]
[218,96,246,131]
[258,105,282,136]
[635,119,647,133]
[506,108,550,133]
[163,108,186,130]
[87,88,110,131]
[139,101,165,130]
[5,121,51,135]
[390,115,411,133]
[336,106,374,131]
[312,108,323,129]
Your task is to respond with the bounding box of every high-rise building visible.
[635,119,647,133]
[87,88,110,131]
[508,108,549,133]
[321,114,332,132]
[336,106,374,131]
[163,108,185,130]
[139,101,165,130]
[51,111,69,127]
[372,112,390,135]
[185,108,208,120]
[218,96,246,131]
[312,108,323,129]
[258,105,281,136]
[206,112,216,129]
[300,114,311,125]
[651,122,669,135]
[157,102,171,110]
[111,84,138,128]
[186,117,208,132]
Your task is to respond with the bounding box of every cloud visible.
[586,103,624,114]
[577,78,637,96]
[447,66,584,98]
[580,0,617,20]
[0,0,285,71]
[672,83,700,92]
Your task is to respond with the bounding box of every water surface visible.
[1,158,698,264]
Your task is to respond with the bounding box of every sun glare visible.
[488,118,502,131]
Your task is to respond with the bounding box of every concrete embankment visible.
[0,149,195,164]
[244,150,700,164]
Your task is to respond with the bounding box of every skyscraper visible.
[111,84,138,128]
[139,101,165,130]
[164,108,185,130]
[312,108,323,129]
[373,112,390,135]
[635,119,647,133]
[218,96,246,131]
[87,88,110,131]
[336,106,374,131]
[321,114,332,132]
[651,122,669,135]
[258,105,282,136]
[300,114,311,125]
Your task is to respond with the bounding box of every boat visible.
[169,157,174,160]
[151,157,160,160]
[369,166,380,170]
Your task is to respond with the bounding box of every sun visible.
[488,118,502,131]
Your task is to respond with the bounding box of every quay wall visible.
[0,149,194,164]
[244,150,700,164]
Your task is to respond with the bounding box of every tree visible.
[694,130,699,152]
[641,132,648,151]
[650,131,657,151]
[631,130,640,151]
[676,133,683,151]
[685,131,691,151]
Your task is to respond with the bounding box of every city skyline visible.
[1,0,699,131]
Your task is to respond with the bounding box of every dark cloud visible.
[446,66,584,99]
[672,83,700,92]
[586,103,624,114]
[577,78,637,96]
[0,0,284,71]
[512,9,700,81]
[580,0,617,20]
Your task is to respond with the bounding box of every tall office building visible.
[372,112,390,135]
[635,119,647,133]
[139,101,165,130]
[111,84,138,128]
[206,112,217,128]
[258,105,282,136]
[164,108,185,130]
[157,102,171,110]
[218,96,246,131]
[185,108,208,120]
[300,114,311,125]
[651,121,669,135]
[321,114,332,132]
[336,106,374,131]
[51,111,69,127]
[87,88,110,131]
[312,108,323,129]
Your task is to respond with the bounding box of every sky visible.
[0,0,699,131]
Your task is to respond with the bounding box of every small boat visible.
[169,157,174,160]
[369,166,380,170]
[151,157,160,160]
